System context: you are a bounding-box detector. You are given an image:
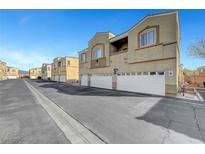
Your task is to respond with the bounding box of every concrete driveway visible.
[28,79,205,144]
[198,89,205,101]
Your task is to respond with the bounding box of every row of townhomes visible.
[29,57,79,83]
[0,60,19,80]
[28,11,183,96]
[78,11,183,96]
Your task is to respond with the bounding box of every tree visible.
[188,38,205,59]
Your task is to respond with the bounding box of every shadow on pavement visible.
[136,99,205,142]
[38,82,150,97]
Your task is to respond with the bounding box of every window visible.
[140,28,156,47]
[158,72,164,75]
[150,72,156,75]
[92,48,102,60]
[80,53,86,63]
[67,61,70,66]
[143,72,149,75]
[137,72,142,75]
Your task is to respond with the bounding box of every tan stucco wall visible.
[0,61,7,80]
[6,67,19,78]
[42,64,51,79]
[51,57,79,82]
[79,12,180,95]
[29,68,42,78]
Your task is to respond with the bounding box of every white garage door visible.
[81,75,88,86]
[30,76,36,79]
[54,75,59,82]
[117,74,165,96]
[90,75,112,89]
[60,75,66,82]
[7,76,17,79]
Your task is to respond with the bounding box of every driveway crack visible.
[161,120,171,144]
[192,106,205,143]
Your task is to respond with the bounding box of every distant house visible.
[51,57,79,83]
[41,63,52,80]
[29,67,42,79]
[184,66,205,87]
[6,67,19,79]
[0,60,7,80]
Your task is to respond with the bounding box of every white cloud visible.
[0,46,52,70]
[19,16,31,26]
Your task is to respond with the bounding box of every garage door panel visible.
[60,75,66,82]
[117,75,165,96]
[54,76,59,81]
[91,75,112,89]
[81,75,88,86]
[7,76,17,79]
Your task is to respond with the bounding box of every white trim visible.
[109,32,128,43]
[139,27,157,48]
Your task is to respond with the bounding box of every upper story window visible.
[92,48,102,60]
[140,28,157,48]
[80,53,87,63]
[47,67,50,71]
[67,61,70,66]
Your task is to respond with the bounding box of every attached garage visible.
[60,75,66,82]
[54,75,59,82]
[90,75,112,89]
[7,76,17,79]
[30,76,36,79]
[117,73,165,96]
[81,75,88,86]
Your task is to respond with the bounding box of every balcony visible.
[91,57,106,69]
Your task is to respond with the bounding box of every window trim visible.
[80,53,87,63]
[138,26,159,49]
[92,48,103,60]
[139,27,157,48]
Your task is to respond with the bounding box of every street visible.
[0,79,69,143]
[1,79,205,143]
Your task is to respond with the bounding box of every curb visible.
[194,88,205,102]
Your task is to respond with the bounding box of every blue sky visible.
[0,9,204,71]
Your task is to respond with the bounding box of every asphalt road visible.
[1,79,205,144]
[27,79,205,144]
[0,79,69,143]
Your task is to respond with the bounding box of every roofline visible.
[129,10,178,32]
[89,31,116,44]
[7,66,18,69]
[64,56,79,59]
[109,10,178,42]
[78,48,88,54]
[0,60,6,65]
[109,32,128,42]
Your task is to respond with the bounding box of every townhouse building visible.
[0,60,7,80]
[6,67,19,79]
[29,67,42,79]
[41,63,52,80]
[51,56,79,82]
[79,11,182,96]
